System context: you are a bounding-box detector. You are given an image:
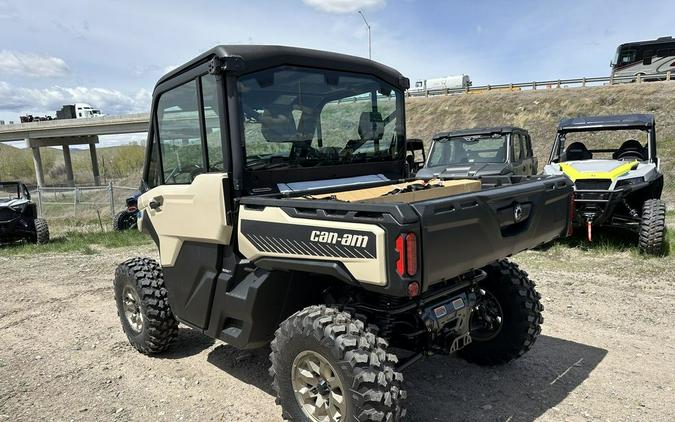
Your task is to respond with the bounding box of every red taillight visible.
[566,193,575,237]
[395,233,418,277]
[405,233,417,276]
[407,281,420,297]
[395,234,405,276]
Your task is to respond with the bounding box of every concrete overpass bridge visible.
[0,114,149,187]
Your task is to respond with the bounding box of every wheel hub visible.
[470,291,504,341]
[291,350,346,422]
[122,285,143,333]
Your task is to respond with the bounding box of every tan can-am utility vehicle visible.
[114,45,573,421]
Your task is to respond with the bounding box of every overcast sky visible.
[0,0,673,146]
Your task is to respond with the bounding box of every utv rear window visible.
[238,66,405,171]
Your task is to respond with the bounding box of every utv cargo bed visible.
[242,175,572,290]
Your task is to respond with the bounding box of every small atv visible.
[113,191,141,231]
[0,181,49,244]
[543,114,667,254]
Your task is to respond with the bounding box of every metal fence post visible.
[556,80,561,88]
[532,81,536,90]
[667,71,672,81]
[109,182,115,220]
[636,73,642,83]
[582,77,586,87]
[74,187,78,216]
[37,188,43,217]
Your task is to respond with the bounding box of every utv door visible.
[510,133,526,175]
[139,74,232,329]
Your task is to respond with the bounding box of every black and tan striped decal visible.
[240,220,376,259]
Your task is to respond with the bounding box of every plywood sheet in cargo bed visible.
[312,179,481,203]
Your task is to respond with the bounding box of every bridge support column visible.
[30,142,45,188]
[89,141,101,186]
[62,145,75,187]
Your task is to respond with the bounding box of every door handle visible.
[149,195,163,210]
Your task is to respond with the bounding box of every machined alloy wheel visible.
[113,257,178,355]
[270,305,406,421]
[122,285,143,333]
[292,350,346,421]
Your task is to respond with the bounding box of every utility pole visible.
[357,10,371,60]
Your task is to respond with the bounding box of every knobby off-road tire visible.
[638,199,667,256]
[113,210,137,231]
[33,218,49,244]
[459,260,543,366]
[114,257,178,354]
[270,305,406,421]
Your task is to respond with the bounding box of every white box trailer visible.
[410,74,472,93]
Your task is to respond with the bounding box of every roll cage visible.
[548,114,657,164]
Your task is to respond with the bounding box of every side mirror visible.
[643,57,652,65]
[406,138,424,151]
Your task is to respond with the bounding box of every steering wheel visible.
[616,150,645,161]
[166,164,204,183]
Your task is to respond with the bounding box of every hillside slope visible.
[406,81,675,203]
[406,81,675,166]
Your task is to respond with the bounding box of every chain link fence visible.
[31,183,138,230]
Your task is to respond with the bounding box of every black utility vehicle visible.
[417,127,537,179]
[113,45,573,421]
[113,191,141,231]
[0,181,49,244]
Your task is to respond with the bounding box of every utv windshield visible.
[238,66,405,170]
[427,135,508,167]
[0,183,21,201]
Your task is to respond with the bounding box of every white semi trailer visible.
[410,74,472,93]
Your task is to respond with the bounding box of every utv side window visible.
[201,75,224,171]
[157,80,205,184]
[525,135,533,158]
[512,134,523,161]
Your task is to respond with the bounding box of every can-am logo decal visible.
[310,230,369,248]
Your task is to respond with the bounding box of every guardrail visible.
[407,71,673,97]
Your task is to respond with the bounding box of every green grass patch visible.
[549,225,672,257]
[0,229,152,256]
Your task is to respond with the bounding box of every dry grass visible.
[406,82,675,204]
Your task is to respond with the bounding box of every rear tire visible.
[270,305,406,421]
[113,210,137,231]
[114,257,178,354]
[33,218,49,244]
[459,260,543,366]
[638,199,667,256]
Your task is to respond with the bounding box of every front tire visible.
[114,257,178,354]
[33,218,49,244]
[459,260,543,366]
[638,199,667,256]
[113,210,137,231]
[270,305,406,421]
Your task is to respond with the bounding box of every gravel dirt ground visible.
[0,235,674,422]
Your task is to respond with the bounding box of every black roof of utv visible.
[157,45,410,90]
[432,126,526,140]
[558,114,654,132]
